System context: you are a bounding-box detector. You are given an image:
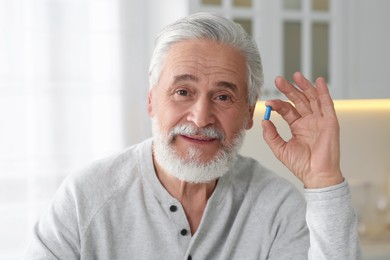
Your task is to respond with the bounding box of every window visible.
[0,0,150,257]
[282,0,331,82]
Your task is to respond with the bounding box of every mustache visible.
[168,123,225,143]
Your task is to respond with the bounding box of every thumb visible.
[261,120,286,160]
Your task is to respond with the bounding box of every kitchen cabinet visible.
[186,0,390,100]
[344,0,390,99]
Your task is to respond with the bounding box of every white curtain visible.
[0,0,153,258]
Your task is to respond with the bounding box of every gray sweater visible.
[25,138,361,259]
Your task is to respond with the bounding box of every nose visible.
[186,96,216,128]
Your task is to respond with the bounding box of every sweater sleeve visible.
[304,180,362,260]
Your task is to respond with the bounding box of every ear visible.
[245,104,256,130]
[147,89,154,118]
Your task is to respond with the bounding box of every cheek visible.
[219,113,248,139]
[155,104,187,130]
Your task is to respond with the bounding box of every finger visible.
[265,99,301,126]
[315,77,337,117]
[261,120,286,161]
[293,72,322,114]
[274,76,312,117]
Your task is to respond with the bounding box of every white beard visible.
[151,118,246,183]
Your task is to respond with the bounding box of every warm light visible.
[256,99,390,111]
[334,99,390,110]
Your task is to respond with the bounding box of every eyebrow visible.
[216,81,238,92]
[172,74,238,92]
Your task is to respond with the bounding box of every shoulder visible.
[55,139,153,231]
[67,138,152,193]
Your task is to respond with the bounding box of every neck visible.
[153,156,217,234]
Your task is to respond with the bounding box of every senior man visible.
[26,13,360,259]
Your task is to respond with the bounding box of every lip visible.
[180,135,217,144]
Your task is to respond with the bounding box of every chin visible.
[151,117,247,183]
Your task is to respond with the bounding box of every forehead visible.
[161,39,247,86]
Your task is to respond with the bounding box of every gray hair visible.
[148,12,263,106]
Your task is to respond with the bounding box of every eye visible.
[216,94,231,101]
[176,89,188,96]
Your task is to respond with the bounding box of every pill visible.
[264,105,272,120]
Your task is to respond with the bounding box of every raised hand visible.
[262,72,344,189]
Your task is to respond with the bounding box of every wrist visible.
[303,171,344,189]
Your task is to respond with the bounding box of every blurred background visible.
[1,0,389,259]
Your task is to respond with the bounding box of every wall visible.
[146,0,189,61]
